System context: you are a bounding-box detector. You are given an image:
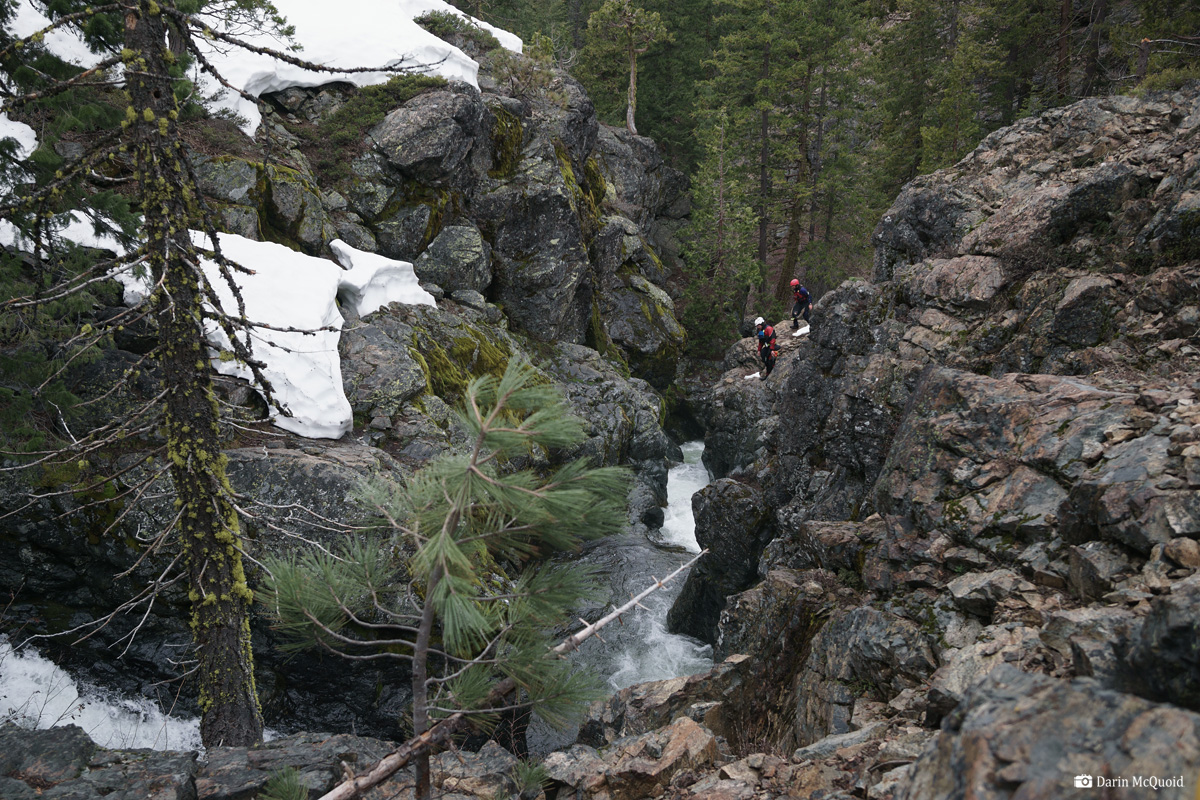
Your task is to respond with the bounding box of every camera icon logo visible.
[1074,775,1094,788]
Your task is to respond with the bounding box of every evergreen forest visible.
[457,0,1200,353]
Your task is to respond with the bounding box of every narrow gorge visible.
[2,11,1199,799]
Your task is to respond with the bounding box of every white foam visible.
[0,635,203,751]
[657,441,708,553]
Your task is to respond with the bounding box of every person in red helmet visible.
[790,279,812,330]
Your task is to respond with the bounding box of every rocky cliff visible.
[5,62,1200,800]
[0,42,689,741]
[645,84,1200,799]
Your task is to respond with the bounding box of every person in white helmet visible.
[754,317,778,379]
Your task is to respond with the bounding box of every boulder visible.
[413,224,492,292]
[666,479,777,644]
[369,85,487,188]
[897,665,1200,800]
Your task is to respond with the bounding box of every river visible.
[527,440,714,754]
[0,442,715,754]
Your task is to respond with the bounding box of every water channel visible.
[527,440,714,754]
[0,442,715,754]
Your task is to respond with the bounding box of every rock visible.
[897,665,1200,800]
[791,722,889,762]
[414,225,492,293]
[715,570,837,751]
[1165,536,1200,568]
[926,625,1043,724]
[946,570,1037,621]
[1128,573,1200,711]
[369,86,486,188]
[550,717,720,800]
[578,655,750,747]
[794,608,937,746]
[666,480,776,644]
[1068,541,1138,601]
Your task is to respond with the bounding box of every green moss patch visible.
[282,75,447,187]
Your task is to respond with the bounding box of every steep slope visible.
[640,84,1200,798]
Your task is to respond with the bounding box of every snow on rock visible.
[7,0,521,135]
[183,0,522,134]
[198,234,433,440]
[330,238,436,315]
[198,234,351,439]
[3,221,433,440]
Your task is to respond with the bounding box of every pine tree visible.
[579,0,671,134]
[0,0,412,748]
[680,107,759,353]
[261,359,631,800]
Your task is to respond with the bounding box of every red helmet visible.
[790,279,800,287]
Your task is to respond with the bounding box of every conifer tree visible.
[580,0,670,134]
[679,107,759,352]
[261,359,631,800]
[0,0,423,748]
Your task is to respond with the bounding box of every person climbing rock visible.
[791,279,812,330]
[754,316,779,379]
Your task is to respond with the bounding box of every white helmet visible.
[754,316,764,326]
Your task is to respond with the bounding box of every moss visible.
[488,104,523,179]
[585,296,610,355]
[583,157,607,213]
[554,139,600,242]
[449,329,511,380]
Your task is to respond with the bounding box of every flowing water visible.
[0,634,203,751]
[527,441,714,754]
[0,442,715,755]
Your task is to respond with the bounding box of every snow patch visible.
[197,234,435,440]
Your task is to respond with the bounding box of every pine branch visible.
[315,549,708,800]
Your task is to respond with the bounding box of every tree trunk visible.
[411,566,441,800]
[1081,0,1108,97]
[1056,0,1071,97]
[756,44,771,279]
[626,50,639,135]
[124,0,263,749]
[1135,37,1151,85]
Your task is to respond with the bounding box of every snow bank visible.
[196,234,435,440]
[7,0,522,135]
